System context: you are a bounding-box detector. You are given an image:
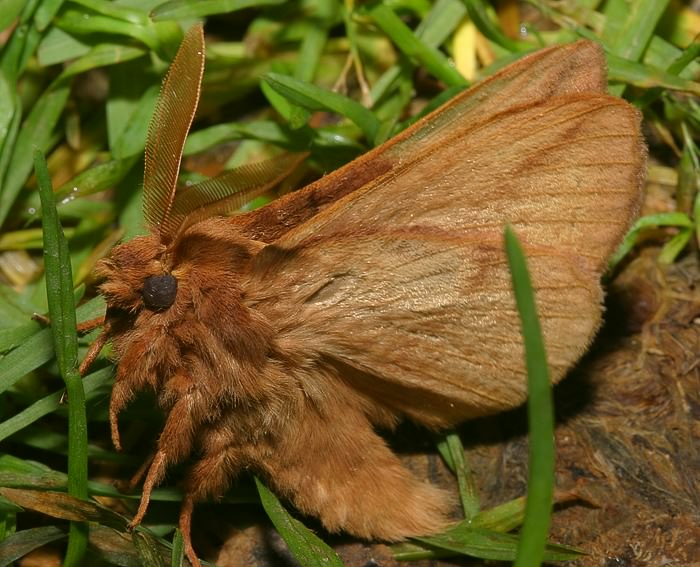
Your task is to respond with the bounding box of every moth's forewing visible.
[143,24,205,237]
[229,40,611,243]
[282,95,643,264]
[242,44,645,424]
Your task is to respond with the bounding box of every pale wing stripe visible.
[403,98,629,166]
[522,132,642,155]
[515,161,644,173]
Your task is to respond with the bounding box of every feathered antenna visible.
[143,23,205,241]
[143,23,306,245]
[161,153,308,240]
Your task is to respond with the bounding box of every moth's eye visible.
[142,274,177,311]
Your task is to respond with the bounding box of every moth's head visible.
[96,234,174,314]
[96,218,263,317]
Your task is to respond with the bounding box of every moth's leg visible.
[116,449,155,493]
[128,373,199,528]
[109,380,132,451]
[179,492,198,567]
[128,451,167,528]
[261,403,453,541]
[32,313,104,334]
[179,445,245,567]
[58,329,110,405]
[76,315,106,334]
[79,327,109,376]
[108,340,155,450]
[55,317,108,403]
[109,341,168,451]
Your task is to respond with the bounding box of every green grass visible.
[34,149,88,566]
[0,0,698,565]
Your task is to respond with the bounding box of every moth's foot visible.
[179,493,202,567]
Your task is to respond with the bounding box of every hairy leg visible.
[126,373,199,527]
[179,444,245,567]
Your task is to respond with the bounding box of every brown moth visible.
[81,23,645,566]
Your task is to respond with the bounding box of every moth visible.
[80,23,645,566]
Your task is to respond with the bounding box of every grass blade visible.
[34,150,89,567]
[607,0,670,61]
[367,3,467,88]
[0,329,54,395]
[263,72,380,143]
[412,524,581,562]
[255,477,343,567]
[151,0,286,20]
[438,432,480,520]
[0,86,70,227]
[170,528,185,567]
[503,226,555,567]
[608,212,694,269]
[0,368,112,444]
[463,0,527,52]
[0,525,66,565]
